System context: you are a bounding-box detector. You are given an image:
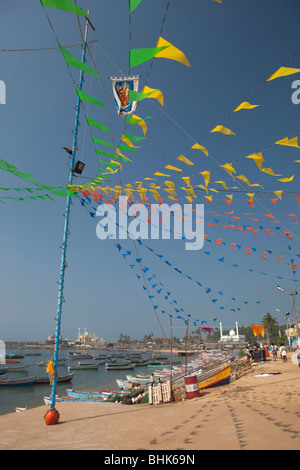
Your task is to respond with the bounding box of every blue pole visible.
[50,18,89,412]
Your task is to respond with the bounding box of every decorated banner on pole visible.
[109,75,140,117]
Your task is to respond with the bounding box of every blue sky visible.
[0,0,300,342]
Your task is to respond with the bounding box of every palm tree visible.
[262,313,279,342]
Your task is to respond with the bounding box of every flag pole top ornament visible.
[109,75,141,117]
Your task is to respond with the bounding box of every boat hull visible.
[198,365,231,390]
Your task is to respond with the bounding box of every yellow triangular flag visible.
[210,125,236,136]
[275,136,300,148]
[205,195,213,202]
[260,167,281,176]
[215,180,228,190]
[277,175,294,182]
[142,86,164,106]
[177,154,194,165]
[274,190,283,200]
[165,164,182,172]
[181,176,192,187]
[131,114,147,135]
[156,37,190,67]
[220,163,236,178]
[233,101,259,112]
[245,152,264,169]
[154,172,171,177]
[267,66,300,81]
[200,170,210,187]
[121,134,140,148]
[191,143,209,156]
[236,174,264,188]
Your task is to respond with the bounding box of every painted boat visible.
[78,360,105,366]
[15,407,28,412]
[198,364,231,390]
[6,353,24,359]
[44,395,106,405]
[105,363,135,370]
[34,373,74,384]
[5,359,20,364]
[116,379,134,390]
[7,364,31,371]
[66,389,104,399]
[68,364,98,370]
[0,376,37,386]
[36,359,67,366]
[126,375,151,384]
[66,388,125,399]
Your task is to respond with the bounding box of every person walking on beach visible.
[271,344,277,361]
[279,344,287,362]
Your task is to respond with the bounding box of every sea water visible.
[0,348,176,415]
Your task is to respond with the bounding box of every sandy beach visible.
[1,353,300,451]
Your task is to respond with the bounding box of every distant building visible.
[219,322,246,343]
[77,327,99,344]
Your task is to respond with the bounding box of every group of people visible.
[270,343,288,362]
[246,342,289,362]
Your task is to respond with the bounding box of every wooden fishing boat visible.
[126,374,151,384]
[116,379,134,390]
[66,388,125,399]
[15,407,28,412]
[0,376,37,386]
[7,364,31,372]
[34,372,74,384]
[36,359,67,366]
[198,364,231,390]
[6,353,24,359]
[68,364,98,371]
[78,360,105,366]
[105,363,135,370]
[66,389,104,399]
[44,395,106,405]
[5,359,20,364]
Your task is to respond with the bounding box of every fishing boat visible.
[105,363,135,370]
[5,359,20,364]
[6,353,24,360]
[68,364,98,371]
[34,373,74,385]
[126,375,151,384]
[68,353,93,360]
[78,360,105,366]
[66,389,104,399]
[7,364,31,372]
[0,376,37,386]
[198,364,232,390]
[15,407,28,412]
[116,379,134,390]
[66,388,125,399]
[36,359,67,366]
[44,395,106,405]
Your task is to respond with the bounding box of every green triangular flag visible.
[59,45,100,78]
[86,116,112,134]
[40,0,89,17]
[128,89,158,102]
[96,150,116,158]
[129,46,169,68]
[129,0,143,12]
[76,88,106,108]
[92,137,114,147]
[123,132,146,142]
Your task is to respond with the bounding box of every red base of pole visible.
[44,408,60,425]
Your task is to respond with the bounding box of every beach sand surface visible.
[1,354,300,450]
